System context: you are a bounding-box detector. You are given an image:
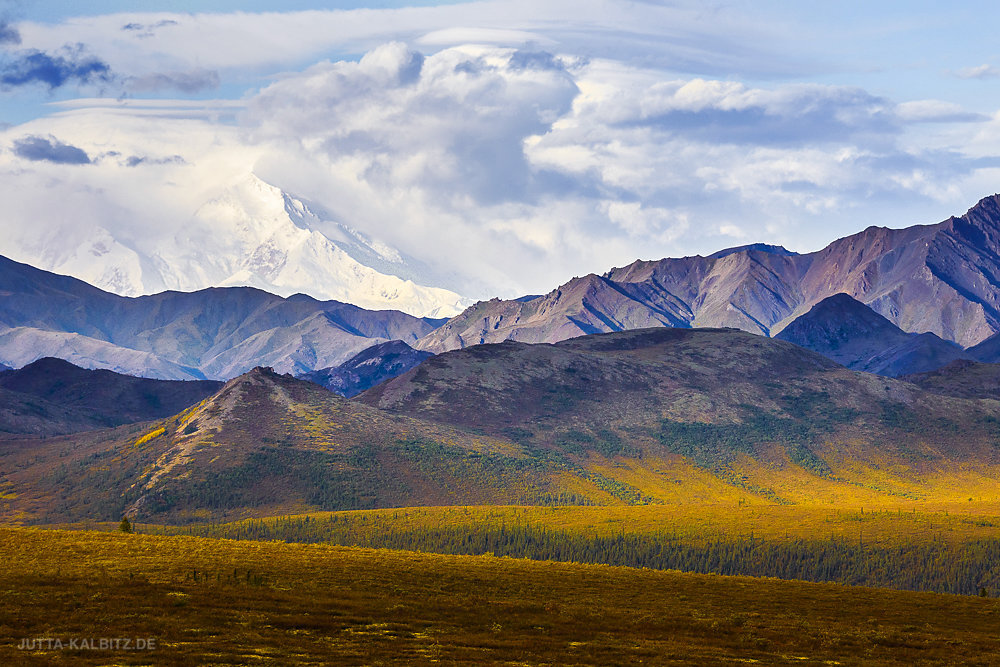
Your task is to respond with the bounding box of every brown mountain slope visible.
[900,359,1000,400]
[366,328,1000,504]
[0,367,582,524]
[417,195,1000,353]
[0,357,222,436]
[0,357,223,428]
[8,329,1000,524]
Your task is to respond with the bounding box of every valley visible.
[5,198,1000,663]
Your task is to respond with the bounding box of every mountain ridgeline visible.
[6,328,1000,524]
[298,340,433,398]
[0,357,222,436]
[417,194,1000,353]
[0,254,443,380]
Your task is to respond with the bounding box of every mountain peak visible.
[777,293,910,349]
[708,243,798,259]
[961,193,1000,228]
[776,293,970,376]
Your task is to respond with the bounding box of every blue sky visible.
[2,1,1000,300]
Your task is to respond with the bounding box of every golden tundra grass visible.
[177,500,1000,548]
[2,526,1000,665]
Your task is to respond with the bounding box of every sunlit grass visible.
[2,526,1000,665]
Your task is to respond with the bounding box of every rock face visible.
[0,254,443,380]
[0,357,222,435]
[299,340,433,398]
[775,294,971,377]
[417,195,1000,353]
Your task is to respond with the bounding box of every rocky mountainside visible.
[0,357,221,436]
[417,195,1000,353]
[0,254,443,380]
[774,294,971,377]
[299,340,433,398]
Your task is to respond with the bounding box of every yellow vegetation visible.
[133,426,166,448]
[2,526,999,665]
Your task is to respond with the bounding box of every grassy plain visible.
[138,500,1000,545]
[3,526,1000,665]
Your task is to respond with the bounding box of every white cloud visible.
[896,99,986,123]
[956,64,1000,80]
[1,38,998,304]
[11,1,804,86]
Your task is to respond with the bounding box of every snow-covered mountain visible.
[7,172,468,318]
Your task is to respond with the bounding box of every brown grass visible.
[1,526,1000,665]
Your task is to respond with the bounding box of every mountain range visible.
[6,327,1000,523]
[4,174,468,318]
[0,254,442,380]
[6,194,1000,384]
[0,357,221,436]
[416,194,1000,353]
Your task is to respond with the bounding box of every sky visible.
[2,1,1000,300]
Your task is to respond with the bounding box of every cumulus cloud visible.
[2,37,998,301]
[12,135,90,164]
[0,45,113,90]
[249,44,579,207]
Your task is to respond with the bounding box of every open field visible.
[2,526,1000,665]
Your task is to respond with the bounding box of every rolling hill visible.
[7,327,1000,523]
[0,366,576,523]
[366,327,1000,503]
[900,359,1000,400]
[417,194,1000,353]
[0,357,222,435]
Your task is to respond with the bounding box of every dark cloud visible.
[13,136,91,164]
[122,19,178,38]
[0,45,113,90]
[0,20,19,45]
[128,68,220,94]
[508,50,563,72]
[125,154,186,167]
